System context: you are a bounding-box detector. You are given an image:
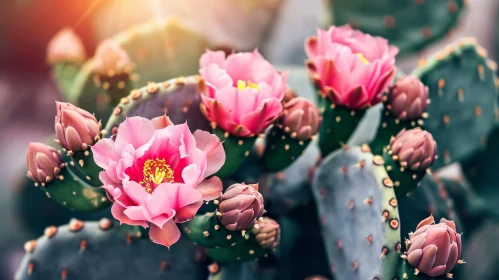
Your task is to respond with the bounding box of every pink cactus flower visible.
[305,25,399,109]
[91,116,225,248]
[199,49,288,137]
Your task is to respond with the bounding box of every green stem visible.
[213,128,256,178]
[52,62,82,99]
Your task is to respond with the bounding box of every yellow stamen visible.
[237,80,260,91]
[356,53,369,65]
[139,158,174,193]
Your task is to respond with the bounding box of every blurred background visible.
[0,0,497,279]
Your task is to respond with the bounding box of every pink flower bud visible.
[26,143,63,185]
[280,97,321,140]
[406,216,462,277]
[218,183,265,231]
[387,76,429,120]
[389,128,437,172]
[55,102,101,152]
[93,40,134,75]
[46,28,86,64]
[252,217,280,249]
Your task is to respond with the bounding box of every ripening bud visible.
[387,76,429,120]
[55,102,101,152]
[389,128,437,172]
[46,28,86,65]
[26,143,63,185]
[92,40,134,75]
[218,183,265,231]
[406,215,462,277]
[280,97,321,140]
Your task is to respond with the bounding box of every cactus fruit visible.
[262,97,320,173]
[46,28,86,99]
[15,219,209,280]
[218,184,265,231]
[322,0,466,55]
[104,75,211,136]
[413,37,498,169]
[370,76,429,155]
[402,215,462,278]
[383,128,437,197]
[311,146,401,279]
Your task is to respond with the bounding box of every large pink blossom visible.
[305,25,399,109]
[91,116,225,248]
[199,49,288,137]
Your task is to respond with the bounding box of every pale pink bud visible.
[46,28,86,64]
[252,217,280,249]
[93,40,133,75]
[55,102,101,151]
[387,76,429,120]
[280,97,321,140]
[218,183,265,231]
[26,143,63,185]
[389,128,437,172]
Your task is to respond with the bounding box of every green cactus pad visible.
[213,128,257,179]
[104,75,211,137]
[311,146,401,279]
[208,262,274,280]
[51,62,82,99]
[65,149,102,187]
[182,213,245,248]
[15,219,209,280]
[413,38,498,169]
[318,97,367,157]
[461,125,499,219]
[398,175,463,244]
[261,125,311,173]
[323,0,466,56]
[382,149,427,198]
[68,19,213,124]
[206,233,271,264]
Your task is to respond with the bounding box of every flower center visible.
[355,53,369,65]
[237,80,260,91]
[139,158,174,193]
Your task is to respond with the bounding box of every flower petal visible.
[193,130,225,177]
[111,203,148,228]
[115,117,155,154]
[197,176,223,201]
[175,200,203,223]
[149,220,181,249]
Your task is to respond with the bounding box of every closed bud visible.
[252,217,280,249]
[55,102,101,152]
[46,28,86,65]
[218,183,264,231]
[93,40,134,75]
[389,128,437,172]
[406,215,462,277]
[26,143,63,184]
[280,97,321,140]
[387,76,429,120]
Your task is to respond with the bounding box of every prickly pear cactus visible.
[15,219,209,280]
[104,75,211,136]
[323,0,466,55]
[311,146,401,280]
[413,38,498,169]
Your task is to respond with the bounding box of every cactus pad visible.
[413,38,498,169]
[323,0,466,56]
[104,75,211,136]
[15,219,209,280]
[68,19,212,124]
[311,146,401,279]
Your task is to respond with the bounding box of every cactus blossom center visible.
[355,53,369,65]
[139,158,174,193]
[237,80,260,91]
